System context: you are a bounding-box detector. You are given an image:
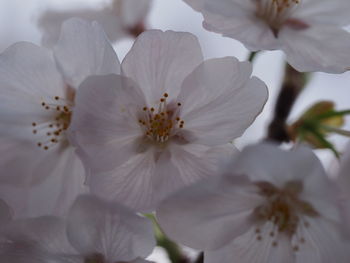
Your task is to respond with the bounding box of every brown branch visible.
[267,64,306,142]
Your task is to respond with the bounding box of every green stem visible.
[145,214,190,263]
[248,51,258,62]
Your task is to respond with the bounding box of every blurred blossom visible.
[157,143,350,263]
[37,0,152,47]
[70,29,268,212]
[0,18,119,217]
[0,195,156,263]
[183,0,350,73]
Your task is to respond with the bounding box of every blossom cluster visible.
[0,0,350,263]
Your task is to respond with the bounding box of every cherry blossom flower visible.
[157,143,350,263]
[0,18,120,217]
[70,29,268,212]
[0,195,155,263]
[38,0,152,47]
[183,0,350,73]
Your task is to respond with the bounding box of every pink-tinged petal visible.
[157,175,263,250]
[294,0,350,26]
[121,30,203,105]
[280,26,350,73]
[89,142,237,212]
[0,199,12,225]
[183,0,281,51]
[88,150,157,212]
[70,74,145,173]
[178,57,267,146]
[67,195,155,262]
[203,17,281,51]
[164,143,238,188]
[0,144,86,218]
[296,217,350,263]
[54,18,120,89]
[205,225,294,263]
[0,42,66,126]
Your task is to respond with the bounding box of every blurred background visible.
[0,0,349,261]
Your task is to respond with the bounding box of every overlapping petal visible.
[70,74,146,173]
[157,175,263,250]
[67,195,155,262]
[177,57,268,145]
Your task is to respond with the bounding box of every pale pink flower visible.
[0,18,120,217]
[38,0,152,47]
[0,195,155,263]
[70,29,268,212]
[183,0,350,73]
[157,143,350,263]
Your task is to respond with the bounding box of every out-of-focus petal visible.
[294,0,350,26]
[67,195,155,262]
[280,26,350,73]
[157,174,262,250]
[54,18,120,89]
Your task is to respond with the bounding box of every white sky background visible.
[0,0,349,260]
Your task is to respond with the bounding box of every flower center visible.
[255,0,302,36]
[31,95,73,151]
[253,180,319,250]
[138,93,185,144]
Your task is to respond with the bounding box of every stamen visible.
[32,95,73,151]
[253,180,318,252]
[138,93,185,144]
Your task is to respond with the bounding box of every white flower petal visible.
[178,57,267,145]
[38,4,124,47]
[70,74,145,173]
[0,42,65,129]
[67,195,155,262]
[2,216,75,255]
[229,143,326,187]
[54,18,120,89]
[296,217,350,263]
[88,150,158,212]
[184,0,281,51]
[0,144,86,218]
[280,26,350,73]
[205,224,294,263]
[157,174,262,250]
[294,0,350,26]
[121,30,203,105]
